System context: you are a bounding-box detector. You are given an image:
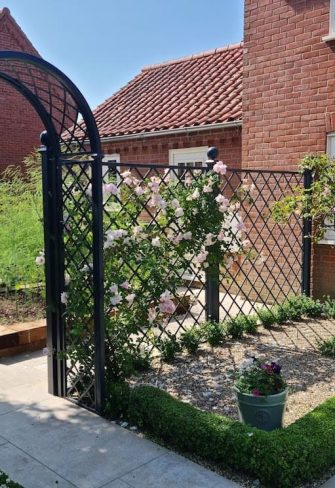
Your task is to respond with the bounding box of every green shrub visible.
[243,315,258,334]
[0,471,22,488]
[154,335,181,362]
[202,321,226,347]
[180,326,202,354]
[257,308,278,328]
[322,297,335,319]
[105,381,131,419]
[0,152,44,288]
[121,385,335,488]
[225,317,244,339]
[132,351,152,372]
[318,336,335,358]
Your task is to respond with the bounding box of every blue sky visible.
[4,0,244,108]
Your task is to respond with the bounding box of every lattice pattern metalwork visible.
[0,52,99,154]
[54,159,306,410]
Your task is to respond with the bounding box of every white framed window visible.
[320,133,335,243]
[169,146,208,179]
[323,0,335,41]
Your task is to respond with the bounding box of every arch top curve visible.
[0,51,101,156]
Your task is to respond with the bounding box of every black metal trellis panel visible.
[216,168,305,318]
[101,162,305,344]
[53,157,309,411]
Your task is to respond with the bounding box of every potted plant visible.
[234,357,288,431]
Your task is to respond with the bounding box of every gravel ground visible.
[132,318,335,426]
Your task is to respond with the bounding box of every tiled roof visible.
[93,43,243,138]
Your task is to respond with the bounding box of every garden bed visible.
[131,317,335,426]
[0,291,45,326]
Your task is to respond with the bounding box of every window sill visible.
[318,239,335,245]
[322,34,335,42]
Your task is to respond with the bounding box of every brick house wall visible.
[0,8,42,172]
[101,126,242,168]
[243,0,335,298]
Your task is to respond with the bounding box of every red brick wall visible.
[0,9,42,172]
[243,0,335,298]
[101,126,242,168]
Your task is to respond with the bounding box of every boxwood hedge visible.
[106,383,335,488]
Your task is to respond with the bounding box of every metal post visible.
[205,147,220,323]
[91,153,105,413]
[302,169,313,296]
[40,131,65,397]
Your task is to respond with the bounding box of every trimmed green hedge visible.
[107,384,335,488]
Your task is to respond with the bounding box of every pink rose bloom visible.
[123,177,133,186]
[134,186,145,196]
[236,221,246,232]
[242,239,251,248]
[203,185,213,193]
[120,281,131,290]
[159,298,176,315]
[195,249,208,264]
[149,177,160,193]
[125,293,136,305]
[103,183,119,196]
[213,161,227,175]
[171,198,180,209]
[148,307,158,323]
[175,207,184,218]
[173,233,184,245]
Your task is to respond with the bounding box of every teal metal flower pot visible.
[234,387,288,431]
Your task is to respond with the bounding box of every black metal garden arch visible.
[0,51,105,412]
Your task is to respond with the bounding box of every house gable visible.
[0,7,42,171]
[0,7,39,55]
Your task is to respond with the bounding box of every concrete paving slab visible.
[0,395,166,488]
[0,434,7,446]
[121,452,240,488]
[0,442,76,488]
[0,380,49,415]
[102,480,132,488]
[321,476,335,487]
[0,350,242,488]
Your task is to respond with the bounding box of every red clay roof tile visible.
[93,43,243,138]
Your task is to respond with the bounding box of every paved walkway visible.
[0,351,239,488]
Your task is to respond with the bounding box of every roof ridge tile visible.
[142,42,243,71]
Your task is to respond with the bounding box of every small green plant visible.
[132,351,152,372]
[225,317,244,339]
[155,335,181,362]
[318,336,335,358]
[322,297,335,319]
[180,326,203,354]
[224,314,258,335]
[202,321,226,347]
[257,307,278,328]
[301,297,324,318]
